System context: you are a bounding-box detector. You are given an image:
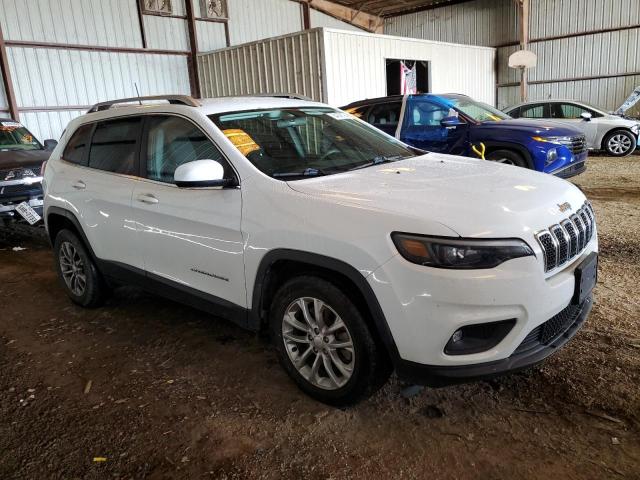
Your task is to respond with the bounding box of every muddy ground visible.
[1,156,639,479]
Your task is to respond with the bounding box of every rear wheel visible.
[53,229,107,307]
[603,130,636,157]
[270,276,390,406]
[486,149,528,168]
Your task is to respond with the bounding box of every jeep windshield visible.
[0,121,42,151]
[210,107,417,179]
[445,98,511,123]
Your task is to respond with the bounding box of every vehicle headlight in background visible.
[532,135,574,145]
[391,233,534,269]
[631,124,640,135]
[546,148,558,165]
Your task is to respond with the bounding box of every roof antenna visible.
[134,83,142,105]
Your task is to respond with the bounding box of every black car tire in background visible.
[486,149,528,168]
[603,129,637,157]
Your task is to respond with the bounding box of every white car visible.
[504,100,639,157]
[43,95,598,405]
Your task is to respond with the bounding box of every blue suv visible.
[343,94,588,178]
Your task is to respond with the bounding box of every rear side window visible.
[367,102,402,127]
[89,117,141,175]
[62,124,93,165]
[520,104,546,118]
[145,115,225,183]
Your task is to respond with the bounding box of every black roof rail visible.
[247,92,313,101]
[87,95,200,113]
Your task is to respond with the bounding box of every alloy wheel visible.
[59,241,87,296]
[282,297,355,390]
[608,134,633,155]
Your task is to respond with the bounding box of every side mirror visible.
[440,116,465,128]
[174,159,236,188]
[43,139,58,151]
[580,112,592,121]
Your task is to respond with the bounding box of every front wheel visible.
[603,130,636,157]
[53,229,107,308]
[486,149,528,168]
[270,276,390,406]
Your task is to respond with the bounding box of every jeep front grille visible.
[535,202,596,272]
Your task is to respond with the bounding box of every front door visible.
[399,97,468,154]
[550,102,599,148]
[131,114,246,313]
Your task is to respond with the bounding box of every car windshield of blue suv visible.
[210,107,418,179]
[0,121,42,151]
[444,97,511,122]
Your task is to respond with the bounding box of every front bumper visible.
[367,235,597,370]
[553,161,587,179]
[0,178,44,220]
[395,295,592,386]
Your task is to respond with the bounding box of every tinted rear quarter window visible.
[62,124,93,165]
[89,117,141,175]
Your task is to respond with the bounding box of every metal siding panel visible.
[384,0,518,47]
[227,0,302,46]
[197,29,324,101]
[0,0,142,47]
[143,15,190,51]
[196,20,227,52]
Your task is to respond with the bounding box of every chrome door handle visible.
[137,193,159,205]
[72,180,86,190]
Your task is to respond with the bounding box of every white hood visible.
[287,153,587,239]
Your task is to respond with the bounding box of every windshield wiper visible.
[272,167,328,179]
[348,155,406,171]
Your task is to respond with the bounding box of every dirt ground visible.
[1,156,639,479]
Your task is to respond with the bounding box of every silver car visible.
[504,100,639,157]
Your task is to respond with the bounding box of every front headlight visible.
[391,233,534,269]
[532,136,574,145]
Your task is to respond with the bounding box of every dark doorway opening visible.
[385,59,430,96]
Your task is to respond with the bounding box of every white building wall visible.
[322,29,496,107]
[0,67,7,114]
[227,0,302,46]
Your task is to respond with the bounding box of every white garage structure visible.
[198,28,496,107]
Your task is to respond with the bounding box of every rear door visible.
[56,117,144,269]
[131,114,246,312]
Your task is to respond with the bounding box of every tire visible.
[486,149,528,168]
[603,130,636,157]
[270,275,391,406]
[53,229,107,308]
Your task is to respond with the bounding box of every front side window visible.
[444,97,511,122]
[145,115,225,183]
[88,117,141,175]
[62,124,93,165]
[0,121,42,151]
[210,108,417,180]
[407,100,450,126]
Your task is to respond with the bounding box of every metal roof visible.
[327,0,472,17]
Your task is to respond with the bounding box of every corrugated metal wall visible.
[323,30,496,107]
[384,0,518,47]
[385,0,640,113]
[0,66,7,114]
[198,29,325,101]
[198,28,496,108]
[227,0,303,46]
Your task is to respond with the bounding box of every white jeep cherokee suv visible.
[43,95,598,405]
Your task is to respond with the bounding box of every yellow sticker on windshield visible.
[223,129,260,157]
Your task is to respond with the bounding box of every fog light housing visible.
[444,319,516,355]
[546,148,558,166]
